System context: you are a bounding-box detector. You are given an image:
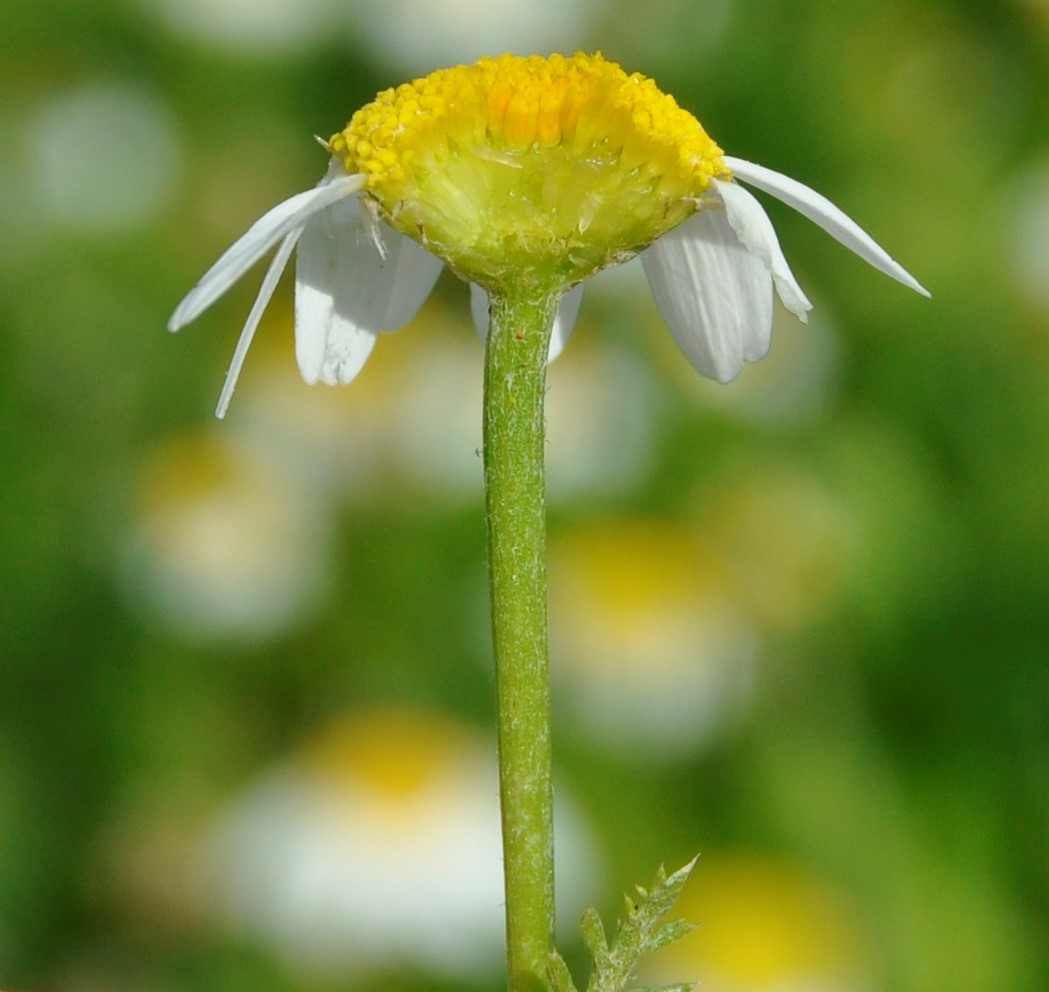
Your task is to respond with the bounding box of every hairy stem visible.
[483,285,560,992]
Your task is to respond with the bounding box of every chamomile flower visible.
[548,517,756,757]
[640,853,872,992]
[169,53,927,417]
[199,707,600,978]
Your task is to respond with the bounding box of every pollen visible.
[328,53,728,289]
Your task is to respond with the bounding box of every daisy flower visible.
[168,53,927,417]
[199,706,600,978]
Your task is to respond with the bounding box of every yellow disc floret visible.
[329,53,728,290]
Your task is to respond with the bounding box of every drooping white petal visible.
[470,282,585,363]
[215,228,302,419]
[294,198,443,386]
[642,207,774,382]
[168,172,367,331]
[724,156,931,296]
[712,178,813,322]
[370,224,445,331]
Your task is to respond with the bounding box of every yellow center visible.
[307,708,477,800]
[329,53,728,289]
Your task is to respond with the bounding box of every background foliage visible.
[3,1,1048,991]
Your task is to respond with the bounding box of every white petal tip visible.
[214,374,237,419]
[167,306,195,332]
[779,293,813,323]
[167,301,193,332]
[723,157,932,301]
[879,258,931,298]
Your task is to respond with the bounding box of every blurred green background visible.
[3,1,1048,990]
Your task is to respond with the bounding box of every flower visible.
[639,853,872,992]
[169,53,928,417]
[198,706,600,978]
[548,517,756,757]
[119,430,333,640]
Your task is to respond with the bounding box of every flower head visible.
[198,706,600,978]
[332,53,723,287]
[168,52,928,417]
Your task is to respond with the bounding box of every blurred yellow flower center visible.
[308,708,477,800]
[329,53,728,289]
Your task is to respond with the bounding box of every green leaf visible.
[566,855,699,992]
[548,948,579,992]
[649,918,694,951]
[581,905,610,963]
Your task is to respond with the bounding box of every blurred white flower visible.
[199,707,600,978]
[548,519,756,758]
[692,461,859,635]
[379,317,485,499]
[346,0,598,75]
[383,316,661,504]
[544,339,660,500]
[25,82,180,233]
[138,0,339,54]
[1007,160,1049,314]
[120,431,333,641]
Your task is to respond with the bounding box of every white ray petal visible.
[215,227,301,419]
[294,199,442,386]
[469,282,487,341]
[168,172,367,331]
[724,156,930,296]
[642,207,774,382]
[470,282,585,363]
[713,178,812,322]
[370,224,445,331]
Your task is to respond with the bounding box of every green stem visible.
[483,285,561,992]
